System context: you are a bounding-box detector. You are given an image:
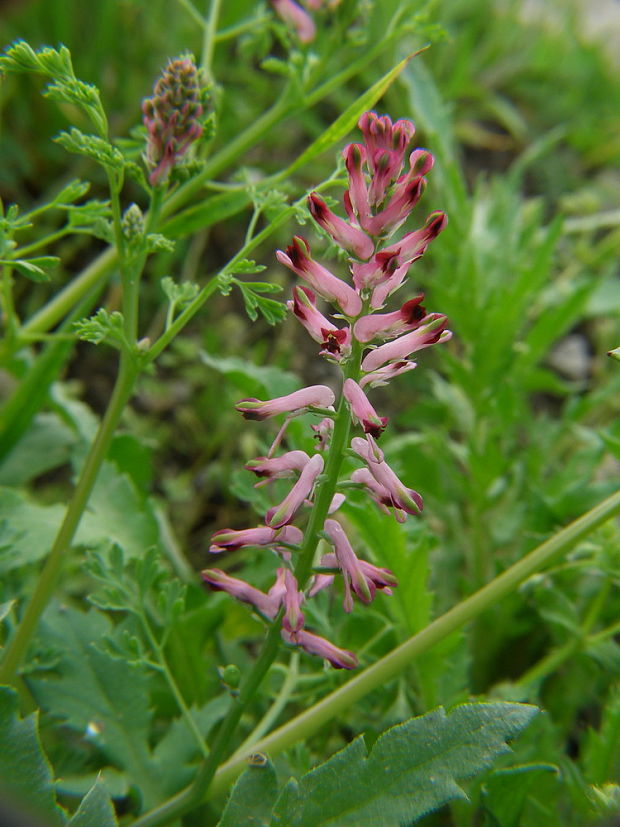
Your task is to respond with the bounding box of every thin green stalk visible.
[141,615,208,758]
[233,653,300,756]
[0,352,140,684]
[201,0,222,76]
[204,487,620,799]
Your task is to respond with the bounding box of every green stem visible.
[203,487,620,799]
[0,352,140,684]
[202,0,222,75]
[233,653,299,757]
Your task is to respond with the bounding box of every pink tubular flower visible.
[308,193,374,260]
[361,315,451,373]
[245,450,310,479]
[324,519,397,611]
[353,295,426,343]
[343,378,388,438]
[270,0,316,42]
[288,287,351,360]
[282,627,358,669]
[282,569,305,635]
[235,385,335,420]
[209,526,279,553]
[351,468,406,522]
[277,237,362,317]
[201,568,285,620]
[351,436,423,515]
[343,144,372,229]
[209,525,303,554]
[311,417,334,450]
[266,453,324,528]
[359,360,417,389]
[142,56,205,186]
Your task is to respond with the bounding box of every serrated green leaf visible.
[481,763,559,827]
[27,604,163,809]
[0,686,64,825]
[69,780,118,827]
[271,703,539,826]
[218,757,278,826]
[54,129,123,169]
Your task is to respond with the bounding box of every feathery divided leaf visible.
[0,687,65,825]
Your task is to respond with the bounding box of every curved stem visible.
[0,352,140,684]
[204,487,620,798]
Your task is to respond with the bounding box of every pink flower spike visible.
[270,0,316,42]
[282,627,358,669]
[343,378,388,438]
[245,450,310,479]
[353,295,426,343]
[236,385,335,420]
[266,453,324,528]
[288,287,351,359]
[282,569,305,636]
[361,315,451,373]
[202,569,283,619]
[308,193,374,260]
[277,237,362,317]
[359,360,417,389]
[209,526,279,553]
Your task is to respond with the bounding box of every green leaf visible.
[6,256,59,282]
[287,51,420,177]
[199,351,300,398]
[0,487,65,573]
[219,756,278,826]
[481,764,559,827]
[0,411,75,486]
[69,780,118,827]
[0,686,65,825]
[161,189,251,239]
[27,604,163,809]
[226,258,267,275]
[271,703,539,826]
[73,309,126,347]
[54,129,123,169]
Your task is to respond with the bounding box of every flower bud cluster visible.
[142,55,206,186]
[203,112,451,669]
